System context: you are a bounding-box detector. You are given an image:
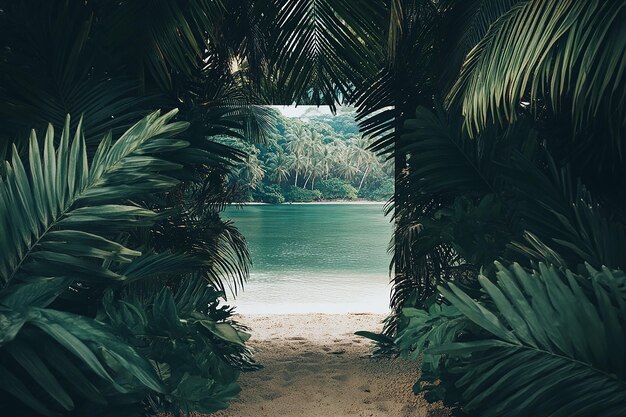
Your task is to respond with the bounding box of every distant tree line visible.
[221,108,394,202]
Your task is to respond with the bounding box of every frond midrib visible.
[5,130,157,285]
[487,338,626,388]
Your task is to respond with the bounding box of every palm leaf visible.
[270,0,386,109]
[436,0,523,92]
[449,0,626,147]
[505,152,626,270]
[431,262,626,417]
[0,110,189,288]
[102,0,227,91]
[353,0,439,156]
[0,306,163,415]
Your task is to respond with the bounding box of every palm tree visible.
[302,154,321,189]
[237,154,265,189]
[286,153,308,187]
[266,152,291,184]
[336,158,360,182]
[285,126,310,158]
[317,145,337,180]
[308,161,327,190]
[308,130,325,154]
[346,137,377,191]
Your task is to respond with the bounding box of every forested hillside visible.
[221,107,393,202]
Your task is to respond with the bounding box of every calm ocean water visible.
[223,203,393,313]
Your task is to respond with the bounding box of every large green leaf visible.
[0,110,189,288]
[0,110,198,414]
[99,274,252,415]
[449,0,626,145]
[0,306,164,415]
[430,262,626,417]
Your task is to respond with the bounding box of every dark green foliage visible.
[99,276,253,415]
[268,0,385,109]
[1,1,624,416]
[315,179,357,200]
[383,93,626,417]
[396,263,626,417]
[0,114,252,416]
[252,184,286,204]
[352,2,626,416]
[283,186,322,203]
[449,0,626,141]
[358,178,394,201]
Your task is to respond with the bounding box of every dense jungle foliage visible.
[356,2,626,417]
[0,1,263,415]
[223,107,393,202]
[0,0,625,416]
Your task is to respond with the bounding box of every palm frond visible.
[436,0,522,92]
[430,262,626,417]
[0,1,156,150]
[0,110,241,415]
[270,0,386,109]
[102,0,227,91]
[449,0,626,146]
[0,110,189,288]
[384,106,525,333]
[0,304,163,415]
[505,152,626,270]
[353,0,439,155]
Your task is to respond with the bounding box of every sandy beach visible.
[210,314,448,417]
[235,200,386,205]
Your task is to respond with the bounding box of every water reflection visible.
[224,203,392,313]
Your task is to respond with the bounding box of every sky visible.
[270,105,353,118]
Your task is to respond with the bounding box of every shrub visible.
[283,186,322,202]
[392,263,626,416]
[0,112,251,416]
[315,178,358,200]
[358,178,393,201]
[252,184,285,203]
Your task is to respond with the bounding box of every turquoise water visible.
[223,203,392,313]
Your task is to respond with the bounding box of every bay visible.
[223,203,392,313]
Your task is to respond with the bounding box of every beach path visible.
[210,314,448,417]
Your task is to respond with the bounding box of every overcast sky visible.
[271,105,354,118]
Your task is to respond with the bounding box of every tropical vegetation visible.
[0,0,625,416]
[222,107,393,203]
[0,113,254,416]
[355,1,626,417]
[0,1,263,415]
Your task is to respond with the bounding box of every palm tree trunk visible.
[294,171,298,186]
[358,166,370,191]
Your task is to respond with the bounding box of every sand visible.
[210,314,449,417]
[238,201,385,205]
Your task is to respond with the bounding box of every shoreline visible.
[231,200,386,205]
